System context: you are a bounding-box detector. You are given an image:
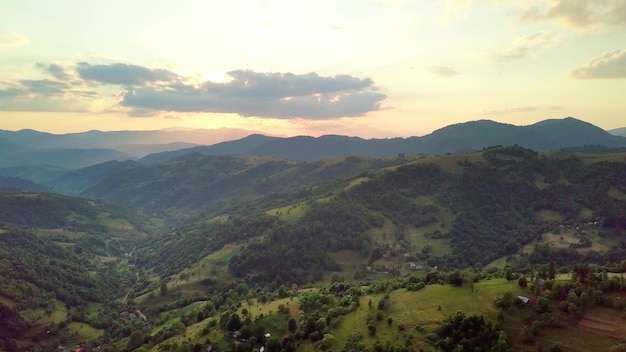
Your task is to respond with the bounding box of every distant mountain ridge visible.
[0,127,265,170]
[140,117,626,162]
[1,117,624,180]
[610,127,626,137]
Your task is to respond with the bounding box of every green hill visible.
[0,190,161,350]
[137,147,626,292]
[2,147,626,351]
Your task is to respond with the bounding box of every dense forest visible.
[139,146,626,289]
[2,146,626,351]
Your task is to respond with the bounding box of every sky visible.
[1,0,625,138]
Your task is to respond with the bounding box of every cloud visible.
[36,63,73,81]
[0,78,98,102]
[493,31,555,60]
[427,65,460,77]
[571,49,626,79]
[0,88,23,99]
[484,105,563,115]
[0,33,29,47]
[19,79,71,96]
[76,62,181,85]
[1,62,386,119]
[121,70,387,119]
[520,0,626,31]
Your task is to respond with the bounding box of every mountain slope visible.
[139,117,626,162]
[138,134,281,164]
[0,127,263,152]
[50,159,142,195]
[138,146,626,289]
[0,189,159,346]
[610,127,626,137]
[81,153,406,220]
[0,164,69,184]
[0,147,133,169]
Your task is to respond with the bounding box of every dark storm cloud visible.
[76,62,181,85]
[121,70,386,119]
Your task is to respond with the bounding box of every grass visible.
[241,297,297,319]
[329,279,523,351]
[22,301,68,325]
[578,207,595,221]
[174,243,241,285]
[148,298,294,352]
[266,202,308,222]
[37,228,85,240]
[345,176,370,190]
[66,322,104,341]
[97,212,135,231]
[405,223,453,258]
[608,187,626,200]
[327,250,367,281]
[151,316,183,336]
[541,230,614,253]
[137,243,241,304]
[86,302,103,319]
[159,300,209,321]
[483,256,510,270]
[534,210,565,222]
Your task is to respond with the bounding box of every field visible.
[266,202,308,221]
[138,274,624,352]
[20,300,68,325]
[608,187,626,200]
[322,279,523,351]
[541,230,613,253]
[137,243,241,304]
[66,322,104,341]
[579,306,626,340]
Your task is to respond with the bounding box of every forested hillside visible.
[2,146,626,351]
[136,146,626,289]
[80,154,405,220]
[0,190,158,350]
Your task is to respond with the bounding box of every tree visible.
[226,313,242,331]
[367,323,377,336]
[159,282,168,297]
[128,330,144,350]
[449,270,463,286]
[518,276,528,288]
[265,336,281,352]
[288,317,298,333]
[377,299,386,310]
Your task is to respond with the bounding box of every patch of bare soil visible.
[579,309,626,339]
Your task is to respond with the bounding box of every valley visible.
[0,119,626,351]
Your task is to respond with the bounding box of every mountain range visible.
[610,127,626,137]
[1,117,626,351]
[1,117,625,186]
[0,127,262,169]
[142,117,626,163]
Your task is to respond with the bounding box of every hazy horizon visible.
[0,116,622,139]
